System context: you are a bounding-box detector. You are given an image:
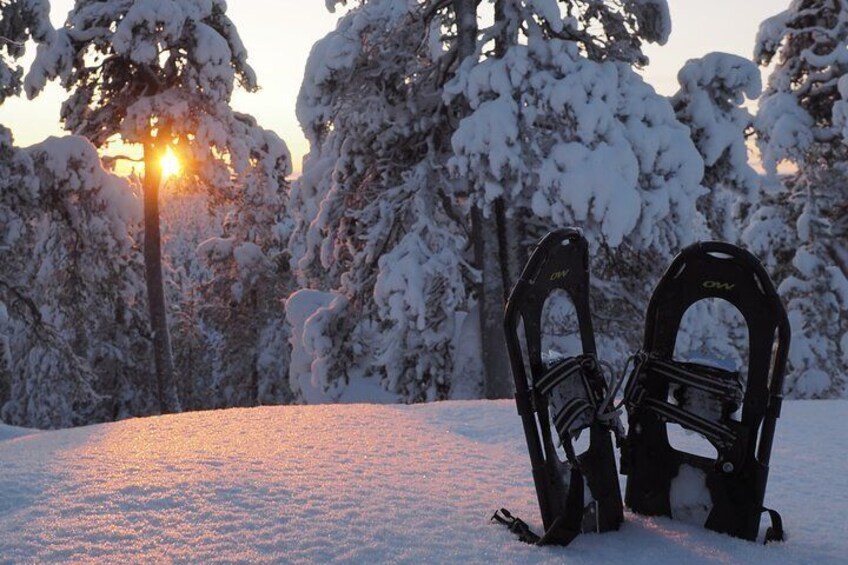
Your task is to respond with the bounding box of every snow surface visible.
[0,400,845,563]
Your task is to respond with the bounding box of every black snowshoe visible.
[620,241,789,543]
[500,229,623,546]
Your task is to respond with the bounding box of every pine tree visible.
[290,0,474,401]
[448,0,702,364]
[1,2,155,427]
[290,0,703,401]
[748,0,848,397]
[0,128,154,428]
[0,0,51,104]
[672,52,761,242]
[25,0,290,412]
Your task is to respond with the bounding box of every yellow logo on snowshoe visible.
[550,269,569,282]
[703,280,735,291]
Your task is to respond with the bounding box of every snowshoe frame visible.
[504,229,623,545]
[621,241,790,542]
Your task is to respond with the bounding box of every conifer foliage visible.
[290,0,707,402]
[290,0,474,402]
[0,127,155,428]
[671,52,761,242]
[748,0,848,397]
[1,1,155,427]
[0,0,50,103]
[26,0,294,411]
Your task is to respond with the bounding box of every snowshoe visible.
[502,229,623,545]
[621,241,789,543]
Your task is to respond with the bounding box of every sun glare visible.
[160,147,182,180]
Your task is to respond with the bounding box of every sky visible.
[0,0,791,176]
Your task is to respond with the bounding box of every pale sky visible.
[0,1,790,176]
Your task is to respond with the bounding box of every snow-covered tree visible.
[448,0,702,364]
[671,52,761,241]
[193,117,295,409]
[0,0,51,103]
[290,0,704,401]
[25,0,292,412]
[0,128,155,428]
[290,0,474,402]
[747,0,848,397]
[754,0,848,170]
[1,4,156,427]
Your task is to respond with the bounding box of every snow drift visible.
[0,400,845,563]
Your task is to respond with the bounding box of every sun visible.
[160,146,182,180]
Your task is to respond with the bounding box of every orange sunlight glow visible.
[160,146,182,180]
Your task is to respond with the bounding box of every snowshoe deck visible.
[621,241,789,542]
[504,229,623,545]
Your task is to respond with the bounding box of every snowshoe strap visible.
[491,508,541,544]
[624,355,740,448]
[762,507,785,544]
[641,398,736,447]
[553,398,595,440]
[536,355,594,397]
[537,465,585,546]
[492,467,586,547]
[648,358,742,398]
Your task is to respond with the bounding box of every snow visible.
[0,400,845,563]
[669,464,712,525]
[233,241,265,274]
[285,290,399,404]
[285,289,341,402]
[0,423,38,442]
[448,34,704,250]
[197,236,236,263]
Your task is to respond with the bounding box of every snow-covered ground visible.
[0,400,845,563]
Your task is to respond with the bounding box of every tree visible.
[25,0,286,412]
[194,116,295,408]
[0,128,155,428]
[448,0,702,365]
[290,0,703,402]
[0,0,51,104]
[671,52,761,242]
[746,0,848,397]
[290,0,475,402]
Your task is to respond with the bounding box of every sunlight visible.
[160,146,182,180]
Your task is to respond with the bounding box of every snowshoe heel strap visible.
[491,508,541,544]
[762,507,785,544]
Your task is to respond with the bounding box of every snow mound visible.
[0,401,846,563]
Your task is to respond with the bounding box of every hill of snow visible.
[0,400,845,563]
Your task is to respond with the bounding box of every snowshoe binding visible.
[621,241,789,543]
[501,229,623,545]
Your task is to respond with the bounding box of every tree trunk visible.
[452,0,512,399]
[472,208,514,399]
[143,142,181,414]
[493,0,525,289]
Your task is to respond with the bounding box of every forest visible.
[0,0,846,429]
